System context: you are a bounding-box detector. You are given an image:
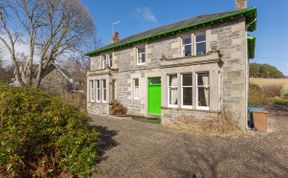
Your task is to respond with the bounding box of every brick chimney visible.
[236,0,247,10]
[111,32,119,43]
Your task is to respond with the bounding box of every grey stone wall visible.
[90,55,102,71]
[87,102,109,115]
[161,107,219,126]
[209,18,247,129]
[115,71,146,116]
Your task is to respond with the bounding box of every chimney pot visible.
[236,0,247,10]
[111,32,119,43]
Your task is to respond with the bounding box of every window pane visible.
[169,87,178,105]
[196,42,206,55]
[141,53,145,63]
[196,33,206,42]
[135,87,139,99]
[169,75,177,86]
[198,87,209,106]
[184,45,192,56]
[89,80,94,101]
[197,72,209,86]
[150,78,161,84]
[134,78,140,99]
[97,89,101,100]
[183,87,192,106]
[102,80,106,101]
[97,80,101,100]
[182,74,192,86]
[182,37,191,45]
[134,79,139,87]
[103,89,106,101]
[108,54,112,67]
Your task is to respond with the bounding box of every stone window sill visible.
[160,50,223,68]
[161,106,220,113]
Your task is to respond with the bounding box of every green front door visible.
[148,77,161,115]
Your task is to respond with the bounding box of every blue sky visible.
[81,0,288,75]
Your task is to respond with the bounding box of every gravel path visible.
[90,107,288,178]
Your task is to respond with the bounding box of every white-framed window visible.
[181,35,192,57]
[196,72,209,110]
[102,79,107,102]
[89,80,95,102]
[96,80,101,102]
[168,74,178,107]
[195,32,206,55]
[133,78,139,100]
[181,73,193,108]
[106,53,113,68]
[137,46,146,65]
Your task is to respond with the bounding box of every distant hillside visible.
[249,63,285,78]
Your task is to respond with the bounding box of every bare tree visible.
[0,0,95,87]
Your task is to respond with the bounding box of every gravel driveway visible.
[90,106,288,178]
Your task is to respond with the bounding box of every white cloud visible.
[135,7,158,25]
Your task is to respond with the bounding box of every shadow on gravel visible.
[266,103,288,114]
[91,125,119,163]
[181,136,288,178]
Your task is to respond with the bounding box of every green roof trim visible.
[86,8,257,57]
[248,35,256,59]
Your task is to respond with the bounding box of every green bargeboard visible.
[148,78,161,115]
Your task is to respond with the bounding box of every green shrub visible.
[284,92,288,98]
[0,83,99,177]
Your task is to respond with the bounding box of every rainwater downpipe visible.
[245,18,257,130]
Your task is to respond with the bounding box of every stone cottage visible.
[39,63,74,95]
[11,63,74,95]
[86,1,257,130]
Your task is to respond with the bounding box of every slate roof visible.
[87,7,257,56]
